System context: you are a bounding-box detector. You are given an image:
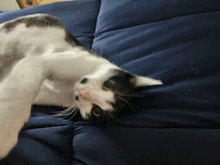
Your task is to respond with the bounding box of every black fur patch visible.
[3,14,82,47]
[88,69,141,126]
[107,69,136,94]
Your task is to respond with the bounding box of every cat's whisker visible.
[118,96,138,112]
[51,107,72,114]
[118,94,142,98]
[106,112,116,126]
[52,105,79,119]
[58,109,75,116]
[108,112,114,120]
[68,108,79,120]
[58,108,78,118]
[108,112,119,123]
[53,108,71,115]
[106,113,110,126]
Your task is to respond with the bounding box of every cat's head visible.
[73,64,162,124]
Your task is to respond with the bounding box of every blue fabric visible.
[92,0,220,129]
[1,106,74,164]
[1,0,220,164]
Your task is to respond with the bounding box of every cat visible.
[0,14,162,159]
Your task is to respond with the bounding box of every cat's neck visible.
[43,46,114,81]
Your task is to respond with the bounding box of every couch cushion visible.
[72,123,220,165]
[92,0,220,128]
[87,1,220,163]
[94,0,220,35]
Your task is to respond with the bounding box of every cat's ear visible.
[130,76,163,87]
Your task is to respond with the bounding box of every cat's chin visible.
[78,108,90,120]
[75,101,92,119]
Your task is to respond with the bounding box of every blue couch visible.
[0,0,220,164]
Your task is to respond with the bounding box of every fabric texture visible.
[0,0,220,164]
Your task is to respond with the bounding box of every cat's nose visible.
[78,88,91,99]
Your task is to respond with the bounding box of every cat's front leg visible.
[0,57,48,159]
[0,81,33,159]
[0,122,23,159]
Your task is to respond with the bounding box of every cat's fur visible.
[0,14,162,158]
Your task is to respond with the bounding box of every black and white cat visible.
[0,14,162,158]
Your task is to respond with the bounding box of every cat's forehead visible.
[90,64,131,80]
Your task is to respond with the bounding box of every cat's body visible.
[0,14,108,107]
[0,14,162,159]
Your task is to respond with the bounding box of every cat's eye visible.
[80,78,88,84]
[103,80,115,91]
[91,105,103,117]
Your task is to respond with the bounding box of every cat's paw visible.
[0,91,30,159]
[0,103,29,159]
[0,124,19,159]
